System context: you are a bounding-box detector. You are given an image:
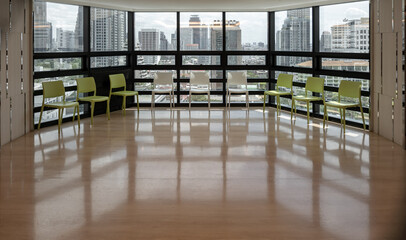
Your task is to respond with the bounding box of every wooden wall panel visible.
[378,94,394,140]
[11,94,25,140]
[379,0,393,33]
[381,33,396,97]
[1,98,10,145]
[373,33,382,94]
[394,0,403,33]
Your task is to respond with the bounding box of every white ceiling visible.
[47,0,365,12]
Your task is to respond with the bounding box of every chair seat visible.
[190,88,210,94]
[111,90,138,97]
[228,88,248,93]
[45,101,79,108]
[293,95,322,102]
[79,96,109,102]
[264,90,291,96]
[325,101,359,108]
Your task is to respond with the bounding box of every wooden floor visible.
[1,107,405,240]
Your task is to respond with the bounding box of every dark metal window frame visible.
[33,6,370,129]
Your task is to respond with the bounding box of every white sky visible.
[44,1,369,44]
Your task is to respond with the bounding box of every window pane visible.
[320,75,369,92]
[180,13,223,51]
[182,56,221,65]
[135,70,176,79]
[91,56,126,68]
[322,58,369,72]
[34,75,84,90]
[320,1,369,53]
[228,56,266,65]
[275,8,312,52]
[34,1,83,52]
[137,55,175,65]
[90,8,128,51]
[227,70,268,79]
[135,13,177,51]
[180,83,223,91]
[34,58,82,72]
[181,70,223,79]
[276,56,312,68]
[226,12,268,51]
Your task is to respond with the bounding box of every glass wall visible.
[33,0,370,129]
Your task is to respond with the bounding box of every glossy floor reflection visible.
[1,107,405,240]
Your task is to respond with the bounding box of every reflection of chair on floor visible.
[226,72,249,109]
[291,77,325,123]
[38,81,80,131]
[263,73,293,114]
[109,73,139,115]
[152,72,174,109]
[226,111,249,146]
[189,111,211,144]
[76,77,109,125]
[323,80,366,132]
[189,71,211,109]
[151,110,174,144]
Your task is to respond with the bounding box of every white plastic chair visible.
[189,71,211,109]
[152,72,175,108]
[226,72,249,108]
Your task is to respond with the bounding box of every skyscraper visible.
[91,8,127,66]
[331,18,369,53]
[320,31,332,52]
[33,1,53,52]
[276,9,311,66]
[139,29,160,64]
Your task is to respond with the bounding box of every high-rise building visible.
[91,8,127,66]
[331,18,369,53]
[320,31,332,52]
[139,29,160,64]
[56,28,75,51]
[276,9,311,66]
[74,7,83,51]
[33,1,53,52]
[160,32,169,50]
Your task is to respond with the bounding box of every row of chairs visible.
[37,72,365,133]
[264,73,366,132]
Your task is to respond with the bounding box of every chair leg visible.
[73,105,76,121]
[263,93,266,111]
[107,100,110,120]
[76,105,80,128]
[208,93,210,109]
[38,106,45,130]
[277,96,280,115]
[152,92,155,108]
[246,92,249,109]
[343,108,346,132]
[189,93,191,109]
[122,97,125,116]
[90,102,95,125]
[306,101,310,124]
[339,109,343,124]
[323,105,327,128]
[360,105,366,130]
[58,108,62,132]
[136,95,139,113]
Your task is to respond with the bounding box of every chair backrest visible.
[305,77,325,94]
[42,81,65,99]
[76,77,97,95]
[227,72,247,86]
[154,72,173,85]
[276,73,294,89]
[109,73,126,91]
[338,80,361,99]
[190,72,210,86]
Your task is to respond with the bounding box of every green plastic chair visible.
[263,73,294,114]
[37,81,80,131]
[323,80,366,132]
[109,73,139,115]
[76,77,110,125]
[291,77,325,123]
